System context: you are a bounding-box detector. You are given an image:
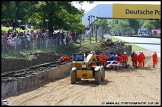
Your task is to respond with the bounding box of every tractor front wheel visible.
[95,72,101,84]
[101,70,105,81]
[70,71,76,84]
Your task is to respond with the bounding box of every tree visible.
[142,19,161,30]
[1,1,93,31]
[1,1,16,23]
[128,19,140,34]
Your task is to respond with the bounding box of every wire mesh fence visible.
[1,27,104,59]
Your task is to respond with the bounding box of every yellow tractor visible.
[70,52,105,84]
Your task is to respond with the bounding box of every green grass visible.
[1,26,34,33]
[1,26,10,32]
[73,36,105,52]
[110,36,145,52]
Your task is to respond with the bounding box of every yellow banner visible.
[113,4,161,19]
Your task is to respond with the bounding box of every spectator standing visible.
[67,31,71,44]
[12,19,17,31]
[26,33,31,50]
[32,31,38,49]
[60,31,65,45]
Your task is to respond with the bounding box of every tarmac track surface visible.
[6,50,161,106]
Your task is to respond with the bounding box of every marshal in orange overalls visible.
[97,54,103,66]
[152,52,158,68]
[137,53,143,67]
[122,53,128,66]
[133,53,138,68]
[102,55,108,66]
[141,52,145,67]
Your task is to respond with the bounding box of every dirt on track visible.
[6,50,161,106]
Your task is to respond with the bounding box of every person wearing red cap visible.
[152,52,158,68]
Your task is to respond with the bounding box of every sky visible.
[72,1,161,13]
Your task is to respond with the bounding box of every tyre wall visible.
[1,63,72,98]
[99,45,132,56]
[1,53,60,73]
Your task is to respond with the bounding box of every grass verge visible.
[1,26,33,33]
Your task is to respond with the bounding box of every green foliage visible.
[1,1,86,32]
[142,19,161,30]
[1,1,16,20]
[2,1,160,35]
[94,18,160,35]
[128,19,140,34]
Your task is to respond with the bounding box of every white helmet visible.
[124,52,126,54]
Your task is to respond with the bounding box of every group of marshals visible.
[95,51,128,67]
[92,51,158,69]
[131,51,158,68]
[58,51,158,68]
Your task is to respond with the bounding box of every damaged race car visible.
[105,60,130,70]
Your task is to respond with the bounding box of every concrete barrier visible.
[1,80,17,97]
[1,63,72,98]
[16,77,26,92]
[34,71,46,85]
[26,74,35,89]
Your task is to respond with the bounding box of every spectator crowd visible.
[1,29,82,53]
